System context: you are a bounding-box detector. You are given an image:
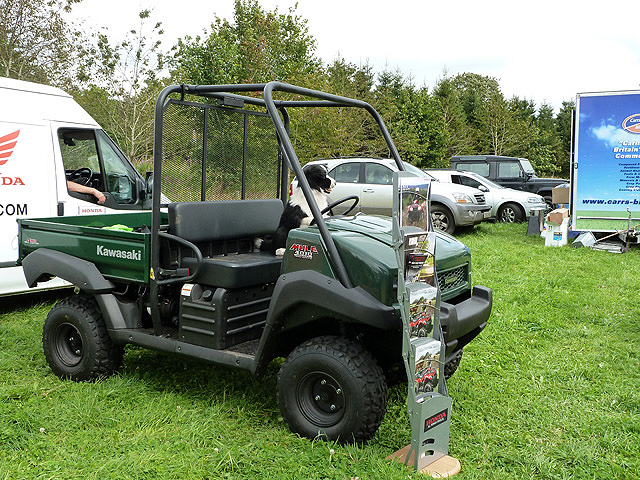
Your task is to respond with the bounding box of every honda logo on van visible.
[622,114,640,134]
[0,130,20,165]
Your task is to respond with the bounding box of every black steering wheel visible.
[320,195,360,216]
[68,167,94,186]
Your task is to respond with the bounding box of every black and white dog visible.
[260,164,336,256]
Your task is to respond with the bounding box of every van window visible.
[497,161,522,178]
[59,129,101,174]
[59,128,138,204]
[456,162,489,177]
[96,131,138,204]
[330,162,360,183]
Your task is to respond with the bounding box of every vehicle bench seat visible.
[167,199,283,289]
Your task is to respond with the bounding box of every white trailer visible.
[572,90,640,234]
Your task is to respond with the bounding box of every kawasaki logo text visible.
[96,245,141,261]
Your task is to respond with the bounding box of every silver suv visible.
[296,158,491,234]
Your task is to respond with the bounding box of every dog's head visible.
[303,164,336,194]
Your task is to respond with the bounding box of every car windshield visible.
[468,172,503,189]
[402,162,436,180]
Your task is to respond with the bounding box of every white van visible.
[0,77,150,295]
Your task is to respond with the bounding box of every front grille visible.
[437,265,468,295]
[474,193,485,204]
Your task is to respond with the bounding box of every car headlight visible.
[528,196,545,204]
[452,192,474,204]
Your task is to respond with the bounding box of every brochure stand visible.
[388,173,459,476]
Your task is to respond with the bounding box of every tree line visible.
[1,0,573,178]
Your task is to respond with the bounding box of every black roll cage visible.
[148,81,405,334]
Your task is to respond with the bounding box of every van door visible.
[0,122,56,265]
[52,125,146,215]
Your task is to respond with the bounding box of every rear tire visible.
[277,336,387,443]
[43,295,123,381]
[431,205,455,234]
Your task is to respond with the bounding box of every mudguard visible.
[252,269,397,376]
[22,248,115,294]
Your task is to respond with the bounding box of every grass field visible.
[1,222,639,479]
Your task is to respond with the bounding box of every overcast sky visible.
[70,0,640,112]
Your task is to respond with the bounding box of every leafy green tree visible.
[171,0,320,86]
[289,59,381,161]
[376,70,447,168]
[74,9,166,164]
[0,0,81,87]
[433,72,476,157]
[555,100,575,178]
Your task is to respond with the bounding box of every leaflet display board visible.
[573,91,640,232]
[392,172,452,471]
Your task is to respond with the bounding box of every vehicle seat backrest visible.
[168,199,283,243]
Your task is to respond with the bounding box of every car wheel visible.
[43,295,124,381]
[498,203,524,223]
[444,349,463,379]
[431,205,455,234]
[277,335,387,444]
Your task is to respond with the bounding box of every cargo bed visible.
[18,212,160,283]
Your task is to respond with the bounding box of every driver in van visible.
[66,180,106,204]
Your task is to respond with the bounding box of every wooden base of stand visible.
[387,445,461,478]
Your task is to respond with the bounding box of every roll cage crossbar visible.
[149,81,405,334]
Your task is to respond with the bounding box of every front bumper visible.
[454,204,492,226]
[440,285,492,359]
[526,205,547,217]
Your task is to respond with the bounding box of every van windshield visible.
[520,160,535,175]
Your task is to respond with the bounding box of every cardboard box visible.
[552,185,570,204]
[544,218,569,247]
[546,208,569,225]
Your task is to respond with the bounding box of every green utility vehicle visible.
[19,83,492,443]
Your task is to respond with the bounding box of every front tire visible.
[43,295,124,381]
[431,205,455,234]
[444,349,463,379]
[498,203,524,223]
[277,336,387,443]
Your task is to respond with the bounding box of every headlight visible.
[528,196,545,203]
[452,192,474,204]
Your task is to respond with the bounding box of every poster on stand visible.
[412,337,441,402]
[404,233,436,286]
[398,177,431,231]
[407,283,437,339]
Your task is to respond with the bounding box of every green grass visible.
[1,222,639,479]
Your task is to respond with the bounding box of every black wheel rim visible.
[297,371,345,428]
[54,322,83,367]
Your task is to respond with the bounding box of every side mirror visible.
[145,171,153,199]
[478,185,489,192]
